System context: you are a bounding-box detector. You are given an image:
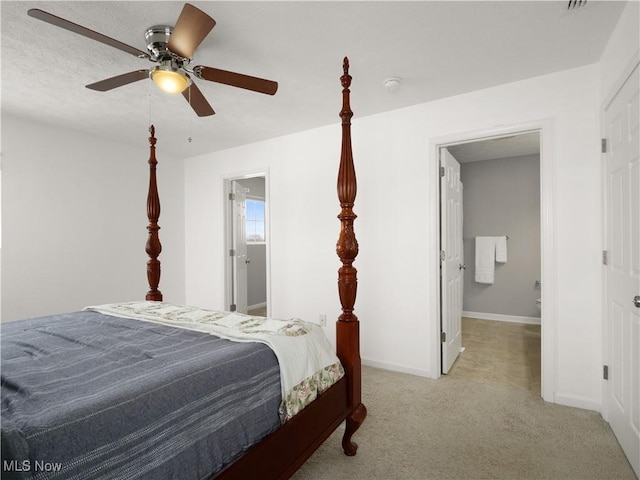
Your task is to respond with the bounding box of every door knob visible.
[459,264,466,270]
[634,295,640,308]
[245,258,251,264]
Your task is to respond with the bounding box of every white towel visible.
[494,236,508,263]
[475,236,496,284]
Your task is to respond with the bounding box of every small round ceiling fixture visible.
[383,77,402,92]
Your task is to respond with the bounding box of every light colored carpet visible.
[291,366,636,480]
[449,318,541,394]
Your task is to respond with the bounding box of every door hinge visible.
[603,365,609,380]
[230,304,237,312]
[601,138,607,153]
[602,250,608,265]
[441,331,446,343]
[229,192,236,201]
[440,166,445,177]
[440,250,446,262]
[229,249,236,257]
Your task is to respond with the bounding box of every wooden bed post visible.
[336,57,367,456]
[146,125,163,301]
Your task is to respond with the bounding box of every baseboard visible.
[462,310,541,325]
[362,357,434,379]
[247,302,267,311]
[553,392,601,413]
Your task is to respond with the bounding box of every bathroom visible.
[447,132,542,393]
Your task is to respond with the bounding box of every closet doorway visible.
[439,129,543,396]
[225,174,269,316]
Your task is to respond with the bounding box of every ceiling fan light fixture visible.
[151,66,190,94]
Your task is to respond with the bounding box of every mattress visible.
[1,310,282,479]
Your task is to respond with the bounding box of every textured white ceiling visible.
[0,1,626,159]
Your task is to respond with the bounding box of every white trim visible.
[247,302,267,312]
[222,169,271,317]
[539,121,558,404]
[600,104,609,420]
[430,119,556,403]
[602,49,640,111]
[553,392,601,413]
[462,311,541,325]
[362,358,433,379]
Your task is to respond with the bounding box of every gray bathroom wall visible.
[460,154,541,318]
[246,244,267,307]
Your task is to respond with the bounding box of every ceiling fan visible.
[27,3,278,117]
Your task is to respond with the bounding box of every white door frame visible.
[223,169,271,316]
[429,119,556,403]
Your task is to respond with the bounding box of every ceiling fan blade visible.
[27,9,150,59]
[167,3,216,59]
[194,66,278,95]
[182,82,215,117]
[86,70,150,92]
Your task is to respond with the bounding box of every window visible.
[246,198,266,243]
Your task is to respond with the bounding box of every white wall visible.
[184,130,341,322]
[598,1,639,104]
[1,117,185,322]
[0,248,2,323]
[185,62,604,408]
[0,0,633,412]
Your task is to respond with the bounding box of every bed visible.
[1,57,366,480]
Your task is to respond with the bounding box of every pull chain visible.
[148,80,153,135]
[187,85,193,144]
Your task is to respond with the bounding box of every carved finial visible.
[341,57,352,89]
[149,125,156,146]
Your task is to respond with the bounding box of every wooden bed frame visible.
[143,57,366,480]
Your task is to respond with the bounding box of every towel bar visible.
[463,235,510,240]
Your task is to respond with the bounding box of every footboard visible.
[216,378,349,480]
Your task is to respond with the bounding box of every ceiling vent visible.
[567,0,588,11]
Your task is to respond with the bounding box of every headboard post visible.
[336,57,366,456]
[145,125,163,301]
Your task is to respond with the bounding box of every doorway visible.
[437,128,546,396]
[224,173,269,316]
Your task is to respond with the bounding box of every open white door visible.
[231,181,249,313]
[604,64,639,477]
[441,148,464,374]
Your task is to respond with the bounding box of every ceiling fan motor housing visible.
[145,25,177,61]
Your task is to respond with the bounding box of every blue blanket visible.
[1,311,282,479]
